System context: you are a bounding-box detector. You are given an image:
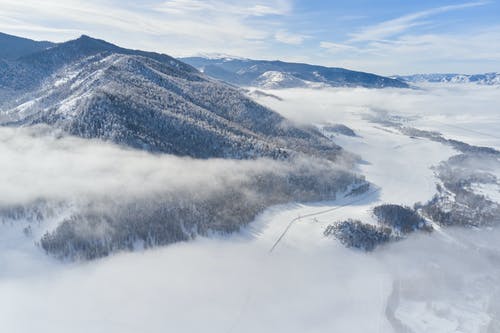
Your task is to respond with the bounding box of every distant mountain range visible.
[181,56,409,89]
[0,33,341,160]
[394,73,500,85]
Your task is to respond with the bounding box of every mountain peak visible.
[74,34,108,44]
[68,34,118,51]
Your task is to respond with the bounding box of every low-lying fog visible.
[2,83,500,332]
[256,83,500,150]
[3,225,500,333]
[0,126,295,205]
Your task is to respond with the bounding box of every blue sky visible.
[0,0,498,74]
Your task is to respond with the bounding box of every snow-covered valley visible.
[1,83,500,332]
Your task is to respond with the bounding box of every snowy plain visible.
[1,83,500,332]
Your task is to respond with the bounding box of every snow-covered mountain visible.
[0,34,341,160]
[394,72,500,85]
[181,56,409,89]
[0,33,363,260]
[253,70,315,89]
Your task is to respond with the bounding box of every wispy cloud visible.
[320,25,500,75]
[319,41,358,54]
[275,30,307,45]
[350,1,489,42]
[152,0,212,14]
[0,0,292,56]
[317,1,497,74]
[337,15,367,22]
[154,0,291,17]
[0,0,497,74]
[373,27,500,61]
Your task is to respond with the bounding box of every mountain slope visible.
[394,73,500,85]
[181,57,409,89]
[0,32,55,60]
[0,35,341,160]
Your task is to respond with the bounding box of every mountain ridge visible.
[394,72,500,85]
[0,34,342,160]
[0,32,55,60]
[181,56,409,89]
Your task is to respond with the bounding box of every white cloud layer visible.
[0,126,295,205]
